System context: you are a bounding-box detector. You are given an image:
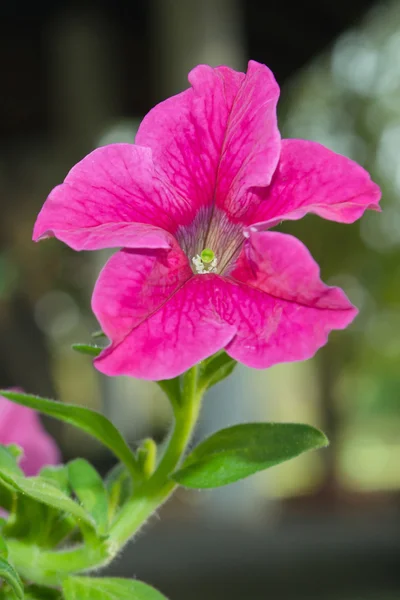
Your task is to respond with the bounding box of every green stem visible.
[7,366,203,586]
[110,365,202,546]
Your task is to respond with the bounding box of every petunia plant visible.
[0,61,380,599]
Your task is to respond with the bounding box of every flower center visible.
[192,248,218,274]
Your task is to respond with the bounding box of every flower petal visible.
[33,144,190,250]
[245,139,381,231]
[222,231,357,368]
[136,60,281,224]
[92,246,236,380]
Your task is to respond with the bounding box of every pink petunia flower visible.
[0,394,60,476]
[33,61,381,381]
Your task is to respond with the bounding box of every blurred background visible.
[1,0,400,598]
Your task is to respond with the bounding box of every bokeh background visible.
[1,0,400,598]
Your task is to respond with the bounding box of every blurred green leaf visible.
[0,447,21,512]
[91,331,107,340]
[172,423,328,488]
[71,344,102,358]
[24,585,62,600]
[0,391,139,480]
[0,557,24,599]
[4,496,47,544]
[62,576,168,600]
[0,447,23,477]
[39,465,70,496]
[0,535,8,559]
[68,459,109,536]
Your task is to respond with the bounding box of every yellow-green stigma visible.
[192,248,218,274]
[200,248,215,264]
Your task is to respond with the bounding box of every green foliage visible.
[71,344,102,358]
[24,585,62,600]
[0,470,96,531]
[0,556,24,599]
[157,351,237,405]
[68,460,109,536]
[104,464,133,522]
[156,377,181,406]
[39,466,70,496]
[0,447,20,512]
[172,422,328,488]
[91,331,107,340]
[0,447,23,478]
[2,460,75,549]
[0,536,8,559]
[136,439,157,479]
[0,391,139,479]
[198,351,237,390]
[62,577,168,600]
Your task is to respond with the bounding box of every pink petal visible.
[33,144,189,251]
[92,246,236,380]
[222,231,357,369]
[245,139,381,231]
[0,396,60,476]
[136,60,281,224]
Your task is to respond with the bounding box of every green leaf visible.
[71,344,102,357]
[62,576,168,600]
[0,391,139,480]
[0,447,22,512]
[172,422,329,489]
[68,459,109,536]
[0,447,23,477]
[91,330,107,340]
[199,350,237,390]
[4,446,23,463]
[0,557,24,599]
[24,586,62,600]
[39,465,70,495]
[0,535,8,559]
[23,467,75,547]
[0,470,96,531]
